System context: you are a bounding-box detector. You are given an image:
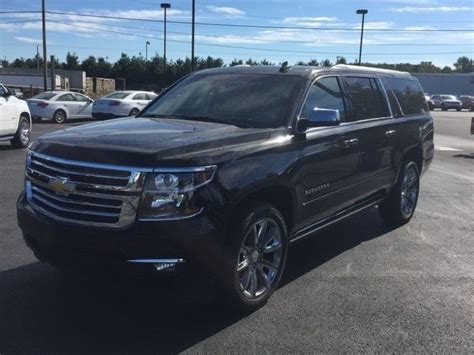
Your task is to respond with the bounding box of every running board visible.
[290,196,385,244]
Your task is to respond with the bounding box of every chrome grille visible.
[25,151,148,228]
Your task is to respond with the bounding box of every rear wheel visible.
[10,115,31,148]
[129,108,140,116]
[379,161,420,226]
[456,108,461,112]
[221,202,288,312]
[53,109,67,123]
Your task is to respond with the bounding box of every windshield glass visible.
[31,92,56,100]
[105,92,130,99]
[141,73,305,128]
[441,95,456,100]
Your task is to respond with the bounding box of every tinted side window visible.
[57,94,76,102]
[73,94,89,102]
[300,77,346,121]
[387,78,428,116]
[343,77,389,121]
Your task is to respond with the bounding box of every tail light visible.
[37,102,49,108]
[108,100,121,106]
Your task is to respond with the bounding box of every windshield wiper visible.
[183,116,251,128]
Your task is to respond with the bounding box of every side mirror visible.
[308,108,340,127]
[2,89,13,98]
[296,108,340,133]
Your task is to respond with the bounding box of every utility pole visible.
[356,9,368,66]
[160,3,171,86]
[42,0,48,90]
[191,0,195,71]
[145,41,150,61]
[50,55,55,90]
[36,45,40,69]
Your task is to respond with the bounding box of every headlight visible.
[137,166,216,220]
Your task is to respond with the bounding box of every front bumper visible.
[17,192,225,270]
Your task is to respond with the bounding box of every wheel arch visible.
[227,183,297,236]
[20,111,31,125]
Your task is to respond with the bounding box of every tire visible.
[470,105,474,112]
[220,201,288,313]
[32,116,42,123]
[379,161,420,226]
[10,115,31,148]
[441,104,447,111]
[129,108,140,116]
[456,108,461,112]
[53,109,67,123]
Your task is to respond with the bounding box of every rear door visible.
[339,75,397,200]
[0,86,18,135]
[57,93,80,117]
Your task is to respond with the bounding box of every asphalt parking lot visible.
[0,112,473,353]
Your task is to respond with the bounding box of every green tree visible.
[64,52,80,70]
[454,56,473,73]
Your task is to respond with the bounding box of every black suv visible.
[17,65,434,311]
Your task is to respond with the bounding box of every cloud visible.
[354,21,393,30]
[14,36,53,45]
[391,6,471,13]
[206,6,245,16]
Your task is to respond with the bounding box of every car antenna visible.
[279,61,290,73]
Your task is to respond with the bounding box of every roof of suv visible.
[198,64,412,80]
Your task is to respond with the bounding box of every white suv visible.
[0,84,32,148]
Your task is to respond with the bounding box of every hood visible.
[30,117,275,166]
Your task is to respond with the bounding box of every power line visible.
[45,20,474,56]
[44,10,474,32]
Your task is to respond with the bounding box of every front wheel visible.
[379,161,420,226]
[441,104,447,111]
[456,108,461,112]
[221,202,288,312]
[10,115,31,148]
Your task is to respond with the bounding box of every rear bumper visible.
[17,192,226,270]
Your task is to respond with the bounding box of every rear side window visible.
[343,77,389,121]
[73,93,89,102]
[300,76,346,121]
[105,92,129,99]
[133,93,148,100]
[57,93,76,102]
[387,78,428,116]
[32,92,56,100]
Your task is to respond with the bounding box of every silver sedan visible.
[27,91,94,123]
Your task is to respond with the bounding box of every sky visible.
[0,0,473,68]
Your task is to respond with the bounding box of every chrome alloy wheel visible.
[20,119,30,146]
[400,164,419,219]
[237,218,283,299]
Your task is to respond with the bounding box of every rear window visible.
[105,92,130,99]
[388,78,428,116]
[32,92,56,100]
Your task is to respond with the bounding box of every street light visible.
[145,41,150,61]
[161,3,171,84]
[191,0,195,71]
[356,9,368,66]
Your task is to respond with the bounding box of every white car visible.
[92,91,157,119]
[27,91,94,123]
[0,84,32,148]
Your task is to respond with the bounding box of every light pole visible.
[191,0,195,71]
[41,0,48,90]
[145,41,150,61]
[161,3,171,85]
[356,9,368,66]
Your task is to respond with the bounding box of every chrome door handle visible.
[344,138,359,148]
[385,130,397,138]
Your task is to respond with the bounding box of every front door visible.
[293,76,364,230]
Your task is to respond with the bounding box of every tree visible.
[336,56,347,64]
[64,52,80,70]
[453,56,473,73]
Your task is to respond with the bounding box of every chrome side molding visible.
[127,258,185,271]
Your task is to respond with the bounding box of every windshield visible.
[441,95,456,100]
[141,73,305,128]
[31,92,56,100]
[105,92,130,99]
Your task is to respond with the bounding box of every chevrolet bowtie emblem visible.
[48,176,75,196]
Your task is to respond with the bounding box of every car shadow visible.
[452,153,474,160]
[0,207,395,353]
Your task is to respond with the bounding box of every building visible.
[0,68,115,98]
[412,73,474,96]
